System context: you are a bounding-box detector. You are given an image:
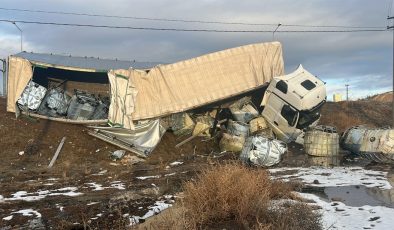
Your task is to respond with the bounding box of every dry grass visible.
[180,163,321,230]
[320,101,392,133]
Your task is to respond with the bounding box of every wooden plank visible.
[48,137,66,168]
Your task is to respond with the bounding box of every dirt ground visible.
[0,97,393,229]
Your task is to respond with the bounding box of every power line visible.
[0,19,389,33]
[0,7,386,29]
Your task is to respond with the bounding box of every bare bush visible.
[181,163,321,229]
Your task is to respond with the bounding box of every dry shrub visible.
[141,163,321,230]
[182,163,271,228]
[182,163,309,229]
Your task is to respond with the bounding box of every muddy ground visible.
[0,97,393,229]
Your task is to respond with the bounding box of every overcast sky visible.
[0,0,393,100]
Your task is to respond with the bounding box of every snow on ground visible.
[130,200,173,225]
[12,208,42,218]
[136,175,161,180]
[169,161,183,166]
[2,215,13,221]
[270,166,394,229]
[300,192,394,230]
[269,167,392,189]
[129,195,176,225]
[3,187,82,202]
[84,181,126,191]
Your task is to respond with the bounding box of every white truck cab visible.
[261,65,326,143]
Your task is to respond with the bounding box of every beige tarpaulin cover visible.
[7,56,33,112]
[108,41,284,126]
[107,70,138,129]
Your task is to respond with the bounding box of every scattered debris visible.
[120,155,145,165]
[341,126,394,163]
[304,125,339,156]
[240,136,287,167]
[176,119,226,148]
[48,137,66,168]
[111,150,126,161]
[227,120,249,137]
[17,80,47,111]
[219,133,245,152]
[130,197,174,225]
[170,113,195,136]
[229,97,259,123]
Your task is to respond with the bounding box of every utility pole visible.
[345,84,349,101]
[272,23,281,40]
[0,59,5,97]
[12,22,23,52]
[388,16,394,127]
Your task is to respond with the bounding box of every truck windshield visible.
[296,102,325,129]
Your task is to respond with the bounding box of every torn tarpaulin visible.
[89,120,166,157]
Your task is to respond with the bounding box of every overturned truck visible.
[6,41,326,158]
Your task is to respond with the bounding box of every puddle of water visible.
[326,186,394,208]
[305,185,394,208]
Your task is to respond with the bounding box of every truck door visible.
[262,93,297,142]
[275,103,299,142]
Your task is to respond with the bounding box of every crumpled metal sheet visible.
[341,126,394,163]
[90,119,166,156]
[240,136,287,167]
[17,80,47,111]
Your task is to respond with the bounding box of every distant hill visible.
[320,99,392,133]
[368,91,393,102]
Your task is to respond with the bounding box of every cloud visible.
[0,0,392,97]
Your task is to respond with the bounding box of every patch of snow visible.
[169,161,183,166]
[87,202,100,206]
[4,187,83,202]
[12,208,42,218]
[85,182,105,191]
[110,182,126,190]
[136,175,161,180]
[269,167,392,189]
[130,195,175,225]
[18,151,24,156]
[92,170,107,176]
[3,215,13,221]
[164,172,176,177]
[85,182,126,191]
[43,183,54,186]
[300,192,394,230]
[55,204,64,212]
